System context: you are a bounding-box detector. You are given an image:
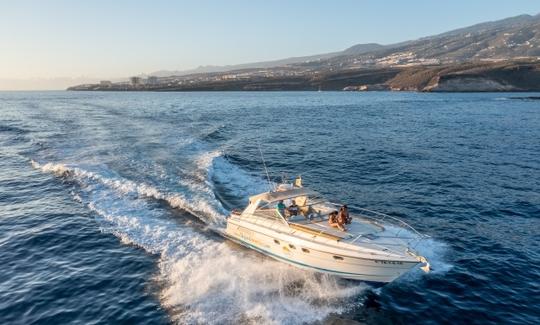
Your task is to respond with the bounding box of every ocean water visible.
[0,91,538,324]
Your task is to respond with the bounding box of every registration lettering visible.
[373,260,403,265]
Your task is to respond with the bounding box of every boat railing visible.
[328,203,429,239]
[239,211,347,241]
[235,208,427,258]
[248,204,429,240]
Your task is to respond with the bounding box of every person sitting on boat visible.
[339,205,352,225]
[328,211,345,231]
[276,200,286,218]
[303,205,316,220]
[288,200,299,216]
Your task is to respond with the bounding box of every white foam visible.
[32,156,452,323]
[31,159,225,226]
[209,154,272,199]
[161,242,367,324]
[411,236,453,275]
[383,226,452,283]
[32,158,367,324]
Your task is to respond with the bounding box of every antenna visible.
[257,140,273,192]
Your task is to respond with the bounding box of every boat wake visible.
[31,146,452,323]
[207,154,453,279]
[162,244,367,324]
[31,160,225,226]
[32,150,453,323]
[31,157,369,324]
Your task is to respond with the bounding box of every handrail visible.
[328,203,429,238]
[233,209,424,258]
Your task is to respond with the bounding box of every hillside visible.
[386,59,540,91]
[68,59,540,92]
[149,13,540,77]
[69,13,540,92]
[148,43,384,77]
[320,14,540,71]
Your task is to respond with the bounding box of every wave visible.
[0,124,29,134]
[205,154,453,276]
[208,153,272,199]
[31,150,451,323]
[187,152,453,284]
[31,158,368,324]
[393,234,452,283]
[161,242,367,324]
[31,159,225,227]
[368,222,452,280]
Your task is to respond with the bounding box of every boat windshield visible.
[254,192,334,220]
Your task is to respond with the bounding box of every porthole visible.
[274,239,280,245]
[333,256,344,261]
[301,248,310,253]
[289,244,296,249]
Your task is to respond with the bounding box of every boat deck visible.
[251,208,384,241]
[234,209,418,258]
[287,215,383,241]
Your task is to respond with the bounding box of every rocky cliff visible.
[385,60,540,92]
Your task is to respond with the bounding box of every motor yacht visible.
[224,178,430,283]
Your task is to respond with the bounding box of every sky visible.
[1,0,539,90]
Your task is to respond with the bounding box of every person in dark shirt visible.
[288,200,299,216]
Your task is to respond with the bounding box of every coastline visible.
[68,59,540,93]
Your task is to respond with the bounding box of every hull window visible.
[274,239,280,245]
[333,256,344,261]
[301,248,310,253]
[289,244,296,249]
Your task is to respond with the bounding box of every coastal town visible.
[88,66,318,91]
[69,13,540,92]
[69,57,540,92]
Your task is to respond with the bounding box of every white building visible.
[146,76,158,85]
[129,76,142,86]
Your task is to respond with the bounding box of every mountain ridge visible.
[148,13,540,78]
[69,13,540,92]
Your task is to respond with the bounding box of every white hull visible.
[225,218,420,283]
[225,183,429,283]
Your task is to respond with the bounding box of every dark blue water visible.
[1,91,538,324]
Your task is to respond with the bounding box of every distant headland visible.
[68,13,540,93]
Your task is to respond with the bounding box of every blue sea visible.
[0,91,538,324]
